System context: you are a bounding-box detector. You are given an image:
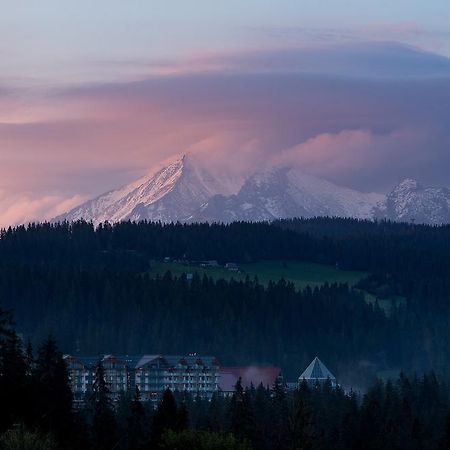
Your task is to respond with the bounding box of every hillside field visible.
[150,260,365,289]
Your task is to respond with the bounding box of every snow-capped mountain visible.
[374,178,450,225]
[56,156,450,226]
[55,155,241,226]
[194,167,383,222]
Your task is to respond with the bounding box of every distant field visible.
[149,260,365,290]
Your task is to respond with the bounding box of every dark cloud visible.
[53,42,450,191]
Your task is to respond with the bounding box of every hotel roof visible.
[299,357,336,381]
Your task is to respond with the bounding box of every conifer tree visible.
[207,391,226,432]
[0,329,29,431]
[25,340,34,375]
[251,384,272,450]
[271,377,290,450]
[33,336,74,447]
[89,361,119,450]
[126,386,148,450]
[229,378,254,443]
[290,394,314,450]
[152,388,187,445]
[0,308,14,342]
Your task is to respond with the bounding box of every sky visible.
[1,0,450,226]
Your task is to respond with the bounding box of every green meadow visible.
[150,260,365,290]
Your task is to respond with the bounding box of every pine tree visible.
[229,378,254,443]
[89,362,119,450]
[33,336,74,447]
[290,394,314,450]
[0,328,29,431]
[25,340,34,375]
[339,391,360,450]
[126,386,148,450]
[152,388,187,445]
[116,390,133,436]
[251,384,272,450]
[207,392,226,432]
[0,308,14,342]
[271,377,290,450]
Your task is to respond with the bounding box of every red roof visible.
[219,366,282,392]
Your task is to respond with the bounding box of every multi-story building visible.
[64,354,220,403]
[64,355,97,400]
[102,355,130,400]
[134,355,219,401]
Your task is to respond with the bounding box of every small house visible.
[225,263,239,271]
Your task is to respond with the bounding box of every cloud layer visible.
[1,41,450,226]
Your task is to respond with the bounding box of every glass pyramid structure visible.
[298,357,336,387]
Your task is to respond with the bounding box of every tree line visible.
[2,307,450,450]
[2,219,450,379]
[1,218,449,313]
[0,265,393,382]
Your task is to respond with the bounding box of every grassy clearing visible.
[150,260,365,290]
[150,260,405,315]
[240,260,364,289]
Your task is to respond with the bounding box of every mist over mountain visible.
[56,154,450,225]
[195,167,382,222]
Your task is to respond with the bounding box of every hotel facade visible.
[64,354,220,403]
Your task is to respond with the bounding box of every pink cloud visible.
[0,192,85,227]
[0,42,450,225]
[275,129,375,170]
[272,128,427,190]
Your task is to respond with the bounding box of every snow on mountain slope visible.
[373,178,450,225]
[194,167,383,222]
[55,154,241,225]
[56,156,450,226]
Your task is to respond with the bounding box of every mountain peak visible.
[55,156,450,226]
[195,166,383,223]
[374,179,450,225]
[394,178,421,191]
[55,152,240,225]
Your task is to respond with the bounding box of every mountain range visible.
[55,155,450,225]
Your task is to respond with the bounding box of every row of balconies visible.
[68,371,219,394]
[137,382,217,389]
[135,376,216,382]
[69,368,216,377]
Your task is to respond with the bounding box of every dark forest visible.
[2,218,450,448]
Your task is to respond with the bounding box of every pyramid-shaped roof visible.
[299,357,336,381]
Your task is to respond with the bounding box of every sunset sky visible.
[1,0,450,226]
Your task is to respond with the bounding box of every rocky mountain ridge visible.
[56,155,450,225]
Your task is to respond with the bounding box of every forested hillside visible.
[3,312,450,450]
[1,219,450,383]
